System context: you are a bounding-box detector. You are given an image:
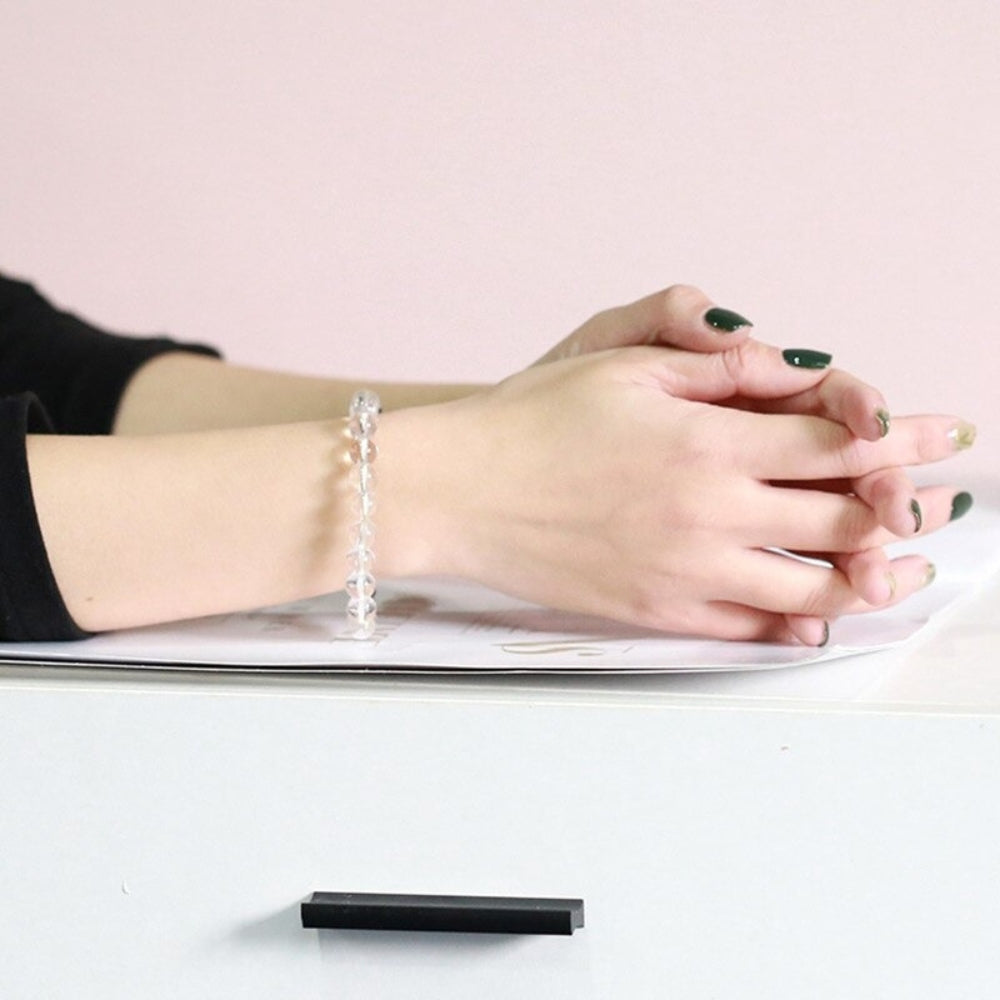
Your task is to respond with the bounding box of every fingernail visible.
[875,408,891,438]
[819,621,830,647]
[923,562,937,588]
[885,572,898,601]
[704,307,753,332]
[948,421,977,450]
[910,498,923,533]
[950,491,974,521]
[782,348,833,370]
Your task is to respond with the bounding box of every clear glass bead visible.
[347,493,375,520]
[349,438,378,463]
[358,465,376,493]
[347,545,375,570]
[350,389,381,417]
[346,614,377,640]
[346,571,376,598]
[351,492,375,519]
[348,412,377,440]
[347,596,377,620]
[350,516,375,537]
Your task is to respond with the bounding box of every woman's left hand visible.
[537,283,891,441]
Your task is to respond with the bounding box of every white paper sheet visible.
[2,508,998,673]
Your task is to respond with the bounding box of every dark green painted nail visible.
[819,621,830,647]
[782,348,832,370]
[950,491,974,521]
[875,408,891,438]
[910,499,923,533]
[704,307,753,332]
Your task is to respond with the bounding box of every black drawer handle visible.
[301,891,584,935]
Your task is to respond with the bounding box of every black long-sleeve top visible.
[0,274,221,641]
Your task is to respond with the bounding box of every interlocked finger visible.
[680,600,802,644]
[752,483,960,553]
[726,549,934,618]
[746,366,890,442]
[831,548,896,606]
[740,413,974,484]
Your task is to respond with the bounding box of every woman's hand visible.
[379,345,971,645]
[535,283,972,604]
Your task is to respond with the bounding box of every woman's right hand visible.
[378,345,971,645]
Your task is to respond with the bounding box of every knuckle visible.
[864,468,896,504]
[839,497,876,548]
[586,306,612,328]
[797,573,838,618]
[835,434,869,479]
[658,283,703,321]
[718,340,754,386]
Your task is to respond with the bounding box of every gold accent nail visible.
[875,408,891,438]
[885,572,897,600]
[923,563,937,588]
[948,422,977,450]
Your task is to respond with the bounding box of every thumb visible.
[537,284,755,363]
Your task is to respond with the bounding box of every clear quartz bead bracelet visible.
[344,389,380,639]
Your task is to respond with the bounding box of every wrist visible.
[373,403,461,580]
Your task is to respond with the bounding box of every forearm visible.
[113,352,483,434]
[26,412,441,632]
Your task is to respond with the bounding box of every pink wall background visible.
[1,1,997,486]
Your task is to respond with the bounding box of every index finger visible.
[640,338,893,441]
[736,364,891,442]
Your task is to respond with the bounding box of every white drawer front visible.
[2,682,999,998]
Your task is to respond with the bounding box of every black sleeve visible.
[0,393,90,641]
[0,273,224,642]
[0,274,221,434]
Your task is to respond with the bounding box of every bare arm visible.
[112,352,483,434]
[26,407,436,632]
[27,347,969,642]
[28,419,351,630]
